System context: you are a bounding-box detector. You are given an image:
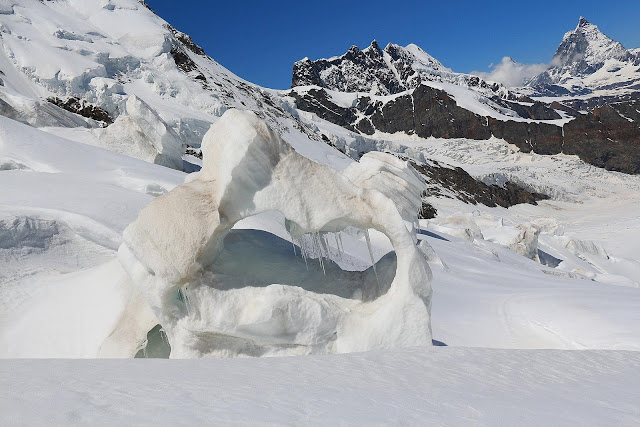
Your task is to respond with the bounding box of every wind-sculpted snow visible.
[115,109,432,358]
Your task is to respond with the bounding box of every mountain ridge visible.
[292,40,516,100]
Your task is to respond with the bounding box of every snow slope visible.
[0,0,322,169]
[1,348,639,424]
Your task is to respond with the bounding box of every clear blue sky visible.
[147,0,640,89]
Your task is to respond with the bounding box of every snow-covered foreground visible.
[2,112,640,356]
[1,347,639,424]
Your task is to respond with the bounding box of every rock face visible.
[410,159,549,211]
[46,97,113,126]
[291,85,640,174]
[116,109,433,358]
[563,100,640,173]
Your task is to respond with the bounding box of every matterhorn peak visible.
[552,17,630,67]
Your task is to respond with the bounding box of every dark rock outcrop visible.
[166,25,206,56]
[46,97,113,126]
[563,101,640,173]
[290,89,357,132]
[409,159,549,210]
[292,42,404,95]
[412,85,492,140]
[291,85,640,174]
[492,98,562,120]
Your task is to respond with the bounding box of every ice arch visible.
[117,109,432,358]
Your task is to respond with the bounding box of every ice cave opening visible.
[134,213,399,358]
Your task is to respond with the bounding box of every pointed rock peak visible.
[369,39,381,51]
[552,17,630,67]
[348,45,361,52]
[578,16,590,28]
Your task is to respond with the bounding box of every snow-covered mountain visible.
[525,17,640,104]
[293,40,516,99]
[0,0,328,169]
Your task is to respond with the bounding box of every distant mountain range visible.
[288,17,640,174]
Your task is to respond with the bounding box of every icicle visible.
[364,229,380,286]
[333,232,340,260]
[313,232,326,275]
[180,286,193,315]
[299,235,309,269]
[336,232,345,260]
[320,232,331,260]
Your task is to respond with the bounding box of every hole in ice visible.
[0,160,31,171]
[144,183,168,197]
[134,324,171,358]
[537,249,563,268]
[196,228,397,302]
[417,229,449,241]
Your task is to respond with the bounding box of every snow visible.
[3,106,639,359]
[0,116,183,356]
[1,348,639,424]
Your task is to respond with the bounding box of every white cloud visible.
[472,57,549,88]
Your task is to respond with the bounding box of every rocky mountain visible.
[293,40,517,100]
[289,24,640,175]
[525,17,640,104]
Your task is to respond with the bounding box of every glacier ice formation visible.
[114,109,432,358]
[98,95,184,170]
